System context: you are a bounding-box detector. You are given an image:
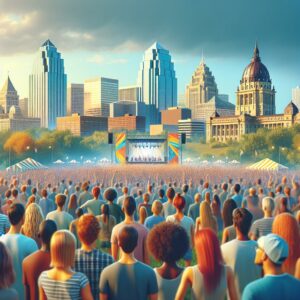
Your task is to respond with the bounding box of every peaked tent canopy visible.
[6,158,47,173]
[247,158,288,171]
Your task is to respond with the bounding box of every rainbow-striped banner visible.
[115,133,127,163]
[168,133,179,164]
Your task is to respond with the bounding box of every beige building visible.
[19,98,29,117]
[119,85,141,102]
[0,76,19,113]
[56,113,108,136]
[67,84,84,115]
[178,118,205,140]
[206,45,300,142]
[150,124,178,136]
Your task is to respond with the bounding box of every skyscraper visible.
[137,42,177,123]
[292,86,300,109]
[84,77,118,117]
[0,76,19,113]
[67,83,84,115]
[29,39,67,129]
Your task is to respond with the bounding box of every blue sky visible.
[0,0,299,113]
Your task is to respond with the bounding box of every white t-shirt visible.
[46,210,73,230]
[221,239,261,295]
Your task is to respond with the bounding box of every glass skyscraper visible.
[137,42,177,124]
[29,40,67,129]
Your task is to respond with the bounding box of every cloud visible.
[87,54,128,65]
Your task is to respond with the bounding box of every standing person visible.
[176,228,238,300]
[104,188,124,224]
[182,184,193,214]
[232,184,243,207]
[134,190,144,208]
[67,194,78,219]
[0,211,10,236]
[75,214,114,300]
[157,189,167,203]
[138,193,152,217]
[39,189,55,218]
[222,199,238,244]
[138,206,148,225]
[80,187,106,216]
[46,194,73,230]
[111,196,149,264]
[211,194,223,232]
[166,194,194,266]
[96,204,116,251]
[250,197,275,240]
[243,189,263,222]
[144,200,165,230]
[99,226,158,300]
[272,213,300,275]
[219,183,229,207]
[0,242,18,300]
[78,182,93,207]
[0,203,38,300]
[195,201,217,233]
[117,186,129,207]
[242,234,300,300]
[22,220,57,300]
[69,208,84,249]
[38,230,93,300]
[187,193,201,222]
[221,208,261,296]
[147,222,189,300]
[163,187,176,218]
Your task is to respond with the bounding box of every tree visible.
[3,132,35,155]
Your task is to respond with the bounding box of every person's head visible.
[5,189,11,199]
[75,185,80,192]
[8,203,25,226]
[195,228,223,293]
[118,226,138,254]
[82,181,89,191]
[77,214,100,246]
[31,187,37,195]
[234,183,241,194]
[104,188,117,202]
[249,187,256,196]
[222,199,238,228]
[222,182,228,191]
[68,194,77,209]
[75,208,84,219]
[38,220,57,249]
[0,242,15,289]
[272,213,300,274]
[282,176,287,185]
[269,191,275,198]
[275,185,282,194]
[139,206,147,225]
[137,189,143,197]
[278,197,290,213]
[122,186,129,195]
[257,178,262,185]
[151,200,163,215]
[22,203,44,239]
[11,189,18,198]
[123,196,136,216]
[21,185,27,193]
[166,187,175,200]
[284,186,291,196]
[194,193,201,203]
[158,189,165,198]
[92,186,101,199]
[50,230,76,268]
[182,184,189,193]
[200,201,215,230]
[147,222,189,264]
[232,208,253,236]
[262,197,275,214]
[41,189,48,198]
[26,195,36,207]
[211,195,221,215]
[204,192,211,203]
[173,193,186,211]
[55,194,67,208]
[255,234,288,269]
[101,203,109,216]
[143,193,150,204]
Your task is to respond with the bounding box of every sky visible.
[0,0,299,113]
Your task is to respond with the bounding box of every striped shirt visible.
[38,271,88,300]
[0,213,10,236]
[250,217,274,239]
[75,249,114,300]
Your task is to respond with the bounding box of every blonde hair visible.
[199,201,217,233]
[26,195,36,209]
[22,203,44,240]
[152,200,163,215]
[50,230,76,268]
[139,206,147,225]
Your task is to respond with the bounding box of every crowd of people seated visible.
[0,167,300,299]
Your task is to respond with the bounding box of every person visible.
[0,211,10,236]
[0,242,18,300]
[272,213,300,274]
[250,196,274,240]
[219,182,229,207]
[187,193,201,222]
[138,193,152,217]
[80,186,106,216]
[222,199,237,244]
[221,208,261,296]
[162,187,176,217]
[78,182,93,207]
[144,200,165,230]
[134,190,144,207]
[21,203,44,246]
[46,194,73,230]
[176,228,238,300]
[96,204,116,251]
[75,214,114,300]
[117,186,129,207]
[67,193,78,218]
[166,194,194,266]
[157,189,167,203]
[0,203,38,300]
[111,196,149,264]
[242,234,300,300]
[25,195,36,209]
[232,184,243,207]
[104,188,124,223]
[181,184,193,214]
[39,189,55,217]
[138,206,148,225]
[242,188,263,221]
[69,208,84,248]
[38,230,93,300]
[99,226,158,300]
[211,194,223,232]
[23,220,57,300]
[276,197,293,215]
[147,222,189,300]
[195,201,217,233]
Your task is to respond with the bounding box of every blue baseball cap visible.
[258,233,289,265]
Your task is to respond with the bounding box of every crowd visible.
[0,165,300,299]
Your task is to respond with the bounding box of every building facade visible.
[161,107,191,126]
[137,42,177,123]
[19,98,29,117]
[292,86,300,109]
[108,114,145,132]
[29,40,67,129]
[109,100,147,118]
[84,77,118,117]
[56,113,108,136]
[67,84,84,115]
[0,76,19,113]
[119,86,141,102]
[178,119,205,140]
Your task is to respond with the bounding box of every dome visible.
[284,101,299,115]
[241,44,271,83]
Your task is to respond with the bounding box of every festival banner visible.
[115,133,127,163]
[168,133,179,164]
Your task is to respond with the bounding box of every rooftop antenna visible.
[201,48,205,64]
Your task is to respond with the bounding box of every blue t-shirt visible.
[242,274,300,300]
[144,215,165,230]
[232,194,243,207]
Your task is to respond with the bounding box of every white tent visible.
[6,158,47,173]
[214,159,225,164]
[69,160,79,164]
[84,160,92,164]
[247,158,288,171]
[229,160,240,164]
[53,159,64,164]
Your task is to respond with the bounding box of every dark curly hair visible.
[104,188,117,202]
[147,222,189,263]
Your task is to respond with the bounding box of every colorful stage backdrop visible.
[115,133,126,163]
[168,133,179,164]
